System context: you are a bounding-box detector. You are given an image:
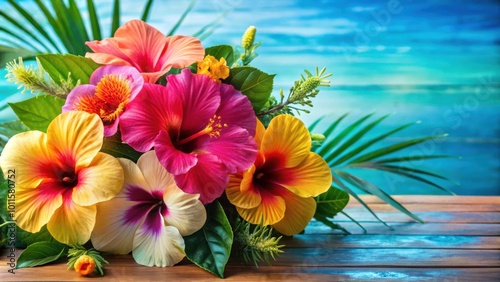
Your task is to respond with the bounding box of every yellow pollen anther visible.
[177,115,227,145]
[75,74,131,124]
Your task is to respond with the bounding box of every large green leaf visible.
[184,201,233,278]
[314,186,350,219]
[37,54,100,86]
[314,186,350,233]
[0,120,29,152]
[8,96,66,132]
[17,241,68,268]
[224,67,275,112]
[205,45,235,68]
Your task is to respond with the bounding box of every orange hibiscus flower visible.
[226,115,332,235]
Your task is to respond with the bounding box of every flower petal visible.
[272,190,316,236]
[47,111,103,171]
[13,181,63,233]
[162,184,206,236]
[199,126,257,173]
[174,154,228,204]
[91,192,139,254]
[62,85,97,113]
[167,69,220,134]
[72,152,124,206]
[118,157,151,191]
[0,131,51,187]
[216,82,256,136]
[226,167,261,209]
[47,196,96,245]
[159,35,204,70]
[261,114,311,168]
[236,186,285,226]
[120,83,183,152]
[255,118,265,149]
[269,152,331,198]
[133,224,185,267]
[85,39,132,66]
[89,65,144,100]
[155,130,198,175]
[136,151,176,190]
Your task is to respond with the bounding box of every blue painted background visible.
[0,0,499,195]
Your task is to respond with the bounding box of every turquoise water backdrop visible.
[0,0,499,195]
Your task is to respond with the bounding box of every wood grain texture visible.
[1,195,499,281]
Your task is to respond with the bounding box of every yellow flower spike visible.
[197,55,230,83]
[74,255,96,276]
[241,26,256,49]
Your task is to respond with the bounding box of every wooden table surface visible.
[1,195,499,281]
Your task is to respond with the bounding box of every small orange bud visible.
[74,254,96,276]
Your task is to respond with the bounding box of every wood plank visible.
[305,221,500,235]
[281,234,500,249]
[342,203,500,212]
[224,267,500,281]
[2,266,500,281]
[352,195,500,205]
[269,248,500,267]
[336,211,500,223]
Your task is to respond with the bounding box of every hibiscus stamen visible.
[177,115,227,145]
[75,74,131,125]
[61,171,78,188]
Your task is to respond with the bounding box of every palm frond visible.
[167,0,197,36]
[313,114,455,226]
[0,0,229,65]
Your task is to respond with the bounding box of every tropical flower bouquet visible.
[0,19,339,278]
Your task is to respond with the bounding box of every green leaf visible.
[140,0,155,22]
[314,186,350,233]
[34,0,75,54]
[37,54,100,86]
[17,241,68,268]
[0,10,52,52]
[8,96,66,132]
[338,171,424,223]
[205,45,235,68]
[224,67,275,112]
[0,180,9,223]
[101,134,142,162]
[350,134,447,164]
[167,0,196,36]
[331,173,389,227]
[0,45,37,68]
[87,0,102,40]
[184,201,233,278]
[317,113,374,158]
[19,226,56,247]
[331,121,416,167]
[6,0,61,52]
[314,186,350,219]
[0,120,29,152]
[326,114,390,165]
[111,0,120,35]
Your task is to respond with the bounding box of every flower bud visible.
[74,254,96,276]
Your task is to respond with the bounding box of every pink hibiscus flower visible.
[85,20,204,83]
[120,69,258,203]
[62,65,144,137]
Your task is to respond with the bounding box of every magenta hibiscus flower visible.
[120,69,257,203]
